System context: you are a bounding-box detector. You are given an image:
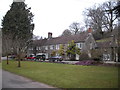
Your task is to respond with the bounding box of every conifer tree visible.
[2,1,34,67]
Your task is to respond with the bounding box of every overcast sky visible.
[0,0,109,38]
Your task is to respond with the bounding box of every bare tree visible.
[83,1,117,33]
[2,33,13,64]
[13,37,32,67]
[83,5,105,34]
[69,22,81,35]
[32,35,41,40]
[102,1,117,32]
[61,29,72,36]
[114,1,120,62]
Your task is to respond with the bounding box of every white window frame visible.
[76,43,82,49]
[50,45,54,50]
[39,47,41,50]
[36,47,39,50]
[45,46,48,50]
[56,44,60,50]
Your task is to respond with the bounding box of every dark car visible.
[48,56,63,62]
[36,54,46,61]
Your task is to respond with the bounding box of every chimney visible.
[88,28,92,33]
[48,32,52,39]
[13,0,25,2]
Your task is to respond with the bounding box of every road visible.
[1,57,7,60]
[2,70,57,89]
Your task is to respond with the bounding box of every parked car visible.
[36,54,46,61]
[8,55,16,59]
[48,56,63,62]
[25,55,36,60]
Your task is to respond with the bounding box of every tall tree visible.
[84,6,104,34]
[69,22,81,35]
[114,1,120,62]
[84,1,117,33]
[102,1,117,32]
[114,1,120,17]
[61,29,72,36]
[2,1,34,67]
[2,33,13,64]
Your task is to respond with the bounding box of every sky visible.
[0,0,110,38]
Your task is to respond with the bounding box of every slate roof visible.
[33,39,47,46]
[96,41,118,48]
[33,32,88,46]
[96,42,112,48]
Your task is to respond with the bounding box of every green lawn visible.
[2,60,118,88]
[96,38,111,42]
[0,62,1,68]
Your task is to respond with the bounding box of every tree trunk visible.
[18,59,21,67]
[7,55,9,65]
[118,34,120,62]
[118,47,120,62]
[17,54,21,67]
[111,47,114,61]
[117,18,120,62]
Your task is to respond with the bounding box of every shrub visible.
[91,49,102,61]
[79,52,90,61]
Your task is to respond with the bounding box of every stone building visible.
[96,35,118,62]
[28,30,97,60]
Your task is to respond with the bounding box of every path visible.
[2,70,57,89]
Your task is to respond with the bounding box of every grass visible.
[96,38,111,42]
[2,60,119,88]
[0,62,1,69]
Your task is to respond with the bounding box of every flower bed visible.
[75,60,99,66]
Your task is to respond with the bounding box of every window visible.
[53,45,55,50]
[36,47,39,50]
[39,47,41,50]
[76,43,83,49]
[56,44,60,50]
[50,45,54,50]
[29,47,33,50]
[103,54,111,61]
[45,46,48,50]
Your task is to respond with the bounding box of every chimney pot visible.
[88,28,92,33]
[48,32,52,39]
